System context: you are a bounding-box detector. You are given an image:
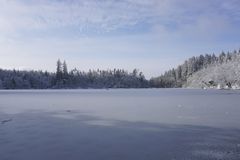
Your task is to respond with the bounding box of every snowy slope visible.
[185,56,240,89]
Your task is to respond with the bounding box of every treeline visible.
[54,59,148,88]
[1,49,239,89]
[0,69,53,89]
[0,59,148,89]
[150,49,240,88]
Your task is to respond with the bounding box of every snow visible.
[186,55,240,89]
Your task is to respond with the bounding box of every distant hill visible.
[150,49,240,89]
[185,55,240,89]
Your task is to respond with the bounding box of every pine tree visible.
[56,59,63,82]
[63,60,68,79]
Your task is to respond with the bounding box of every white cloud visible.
[0,0,158,34]
[0,0,240,77]
[1,0,240,37]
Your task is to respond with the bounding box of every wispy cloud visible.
[0,0,240,77]
[1,0,240,37]
[0,0,160,35]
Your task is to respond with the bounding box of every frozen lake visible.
[0,89,240,160]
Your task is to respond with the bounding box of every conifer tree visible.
[56,59,63,82]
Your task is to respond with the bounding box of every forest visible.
[150,49,240,89]
[0,60,148,89]
[0,49,240,89]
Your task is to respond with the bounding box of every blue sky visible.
[0,0,240,78]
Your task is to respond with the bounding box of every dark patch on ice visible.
[1,118,12,124]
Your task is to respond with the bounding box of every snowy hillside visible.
[150,49,240,89]
[185,55,240,89]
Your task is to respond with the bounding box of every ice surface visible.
[0,89,240,128]
[0,89,240,160]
